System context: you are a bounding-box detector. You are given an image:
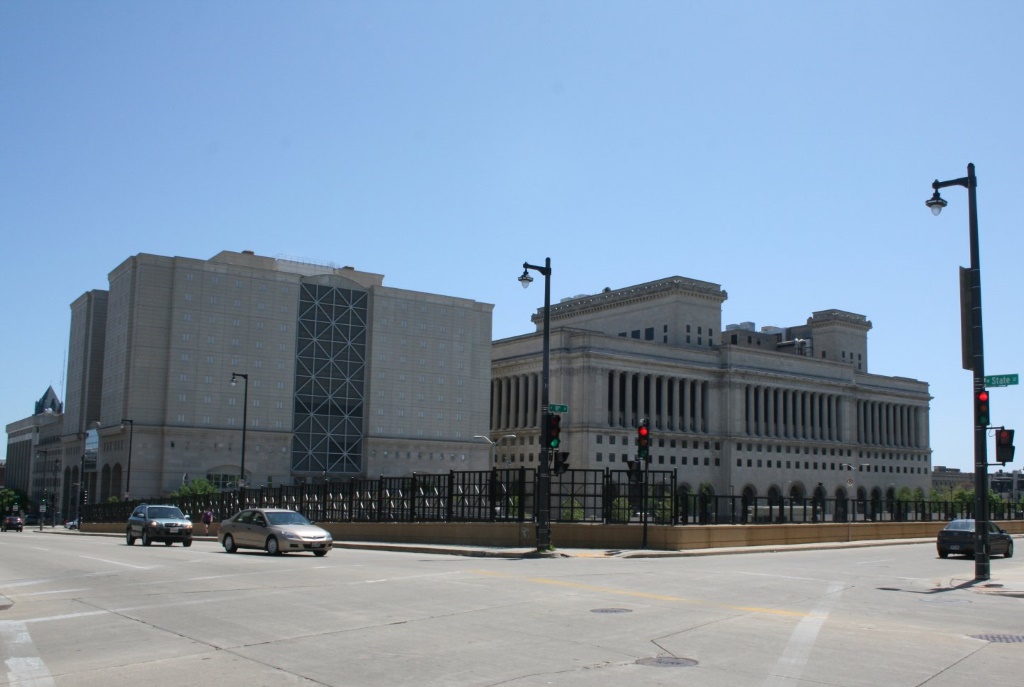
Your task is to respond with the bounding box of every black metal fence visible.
[82,467,1024,526]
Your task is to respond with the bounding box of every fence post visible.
[446,471,454,522]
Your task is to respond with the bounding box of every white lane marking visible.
[22,589,89,596]
[0,621,57,687]
[761,581,844,687]
[854,559,893,565]
[79,556,153,570]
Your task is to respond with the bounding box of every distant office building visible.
[490,276,931,504]
[989,470,1022,504]
[4,387,66,516]
[930,466,975,497]
[50,250,493,499]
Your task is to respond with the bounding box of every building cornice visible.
[533,276,727,325]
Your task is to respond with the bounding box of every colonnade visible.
[607,371,708,432]
[855,399,923,448]
[743,385,842,441]
[490,373,541,431]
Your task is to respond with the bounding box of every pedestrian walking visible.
[201,509,213,535]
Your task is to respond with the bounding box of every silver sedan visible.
[218,508,333,556]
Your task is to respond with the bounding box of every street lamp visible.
[120,418,134,499]
[51,458,61,526]
[927,163,990,581]
[230,373,249,493]
[474,434,517,465]
[519,257,552,551]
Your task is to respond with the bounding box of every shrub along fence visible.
[82,467,1023,526]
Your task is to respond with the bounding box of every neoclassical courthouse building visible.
[6,251,930,510]
[490,276,931,504]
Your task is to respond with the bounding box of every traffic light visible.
[627,460,643,484]
[637,419,650,460]
[553,451,570,475]
[975,389,990,427]
[996,428,1015,464]
[548,413,562,450]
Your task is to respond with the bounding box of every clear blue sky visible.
[3,2,1022,475]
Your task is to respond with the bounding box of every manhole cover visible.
[637,657,698,668]
[591,608,632,614]
[971,634,1024,643]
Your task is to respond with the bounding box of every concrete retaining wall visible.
[82,519,1024,551]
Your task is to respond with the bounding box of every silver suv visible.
[126,504,193,547]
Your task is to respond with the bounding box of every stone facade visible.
[490,276,931,503]
[62,250,493,499]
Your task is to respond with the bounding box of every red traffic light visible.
[638,425,649,438]
[977,390,989,402]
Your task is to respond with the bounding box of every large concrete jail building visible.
[490,277,931,503]
[52,250,495,500]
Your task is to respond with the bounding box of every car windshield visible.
[266,511,312,526]
[148,506,185,519]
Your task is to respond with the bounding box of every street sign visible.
[548,404,568,413]
[985,374,1019,387]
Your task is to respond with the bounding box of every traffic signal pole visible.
[520,258,552,551]
[930,164,989,581]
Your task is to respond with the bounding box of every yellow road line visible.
[473,570,810,618]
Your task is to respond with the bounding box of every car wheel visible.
[183,539,192,548]
[1005,541,1014,559]
[142,531,152,546]
[164,540,173,546]
[313,550,328,557]
[266,536,281,556]
[938,549,948,559]
[223,534,237,553]
[126,530,135,546]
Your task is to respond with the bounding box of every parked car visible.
[64,518,80,530]
[23,514,40,527]
[936,519,1014,559]
[126,504,193,547]
[218,508,332,556]
[2,515,24,532]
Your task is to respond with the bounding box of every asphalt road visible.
[1,531,1022,686]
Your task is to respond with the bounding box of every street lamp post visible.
[840,463,871,541]
[51,458,61,526]
[927,163,990,581]
[519,258,552,551]
[230,373,249,495]
[120,418,134,499]
[473,434,518,465]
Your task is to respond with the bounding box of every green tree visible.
[1,487,29,513]
[609,496,632,523]
[170,478,218,498]
[560,497,584,522]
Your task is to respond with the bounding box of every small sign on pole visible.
[984,374,1019,387]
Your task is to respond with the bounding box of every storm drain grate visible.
[591,608,632,614]
[971,634,1024,643]
[636,657,698,668]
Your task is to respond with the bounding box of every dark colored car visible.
[937,519,1014,559]
[2,515,23,532]
[23,514,40,527]
[126,504,193,547]
[218,508,332,556]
